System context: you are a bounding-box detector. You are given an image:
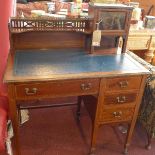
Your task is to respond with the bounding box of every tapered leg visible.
[123,123,134,154]
[8,85,21,155]
[76,96,82,121]
[124,76,147,154]
[89,124,99,155]
[17,105,22,126]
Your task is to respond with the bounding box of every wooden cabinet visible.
[89,3,133,54]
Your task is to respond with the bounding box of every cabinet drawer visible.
[127,36,150,50]
[104,92,137,105]
[99,107,134,123]
[105,76,142,91]
[15,79,100,99]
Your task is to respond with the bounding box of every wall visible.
[132,0,155,16]
[0,0,14,95]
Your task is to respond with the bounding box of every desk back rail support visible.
[8,17,93,55]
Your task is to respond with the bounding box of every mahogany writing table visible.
[5,12,149,154]
[4,49,149,155]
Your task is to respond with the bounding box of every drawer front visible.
[127,36,150,50]
[15,79,100,99]
[99,107,134,123]
[105,76,142,91]
[104,92,137,105]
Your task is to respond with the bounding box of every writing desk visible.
[4,48,149,155]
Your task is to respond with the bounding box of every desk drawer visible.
[99,107,134,123]
[104,92,137,105]
[15,79,100,99]
[105,76,142,92]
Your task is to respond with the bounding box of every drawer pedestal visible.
[82,75,147,154]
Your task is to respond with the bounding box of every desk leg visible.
[144,50,154,63]
[123,123,132,154]
[8,84,21,155]
[124,76,147,154]
[76,96,82,121]
[90,124,99,155]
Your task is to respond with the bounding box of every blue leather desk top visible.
[13,49,148,78]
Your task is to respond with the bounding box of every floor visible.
[1,97,155,155]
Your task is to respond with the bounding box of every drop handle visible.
[113,111,122,118]
[116,96,126,103]
[119,81,128,88]
[25,88,37,95]
[81,83,92,90]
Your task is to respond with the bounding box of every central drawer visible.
[15,79,100,99]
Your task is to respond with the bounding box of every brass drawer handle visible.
[81,83,92,90]
[113,111,122,118]
[116,96,126,103]
[119,81,128,88]
[25,88,37,95]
